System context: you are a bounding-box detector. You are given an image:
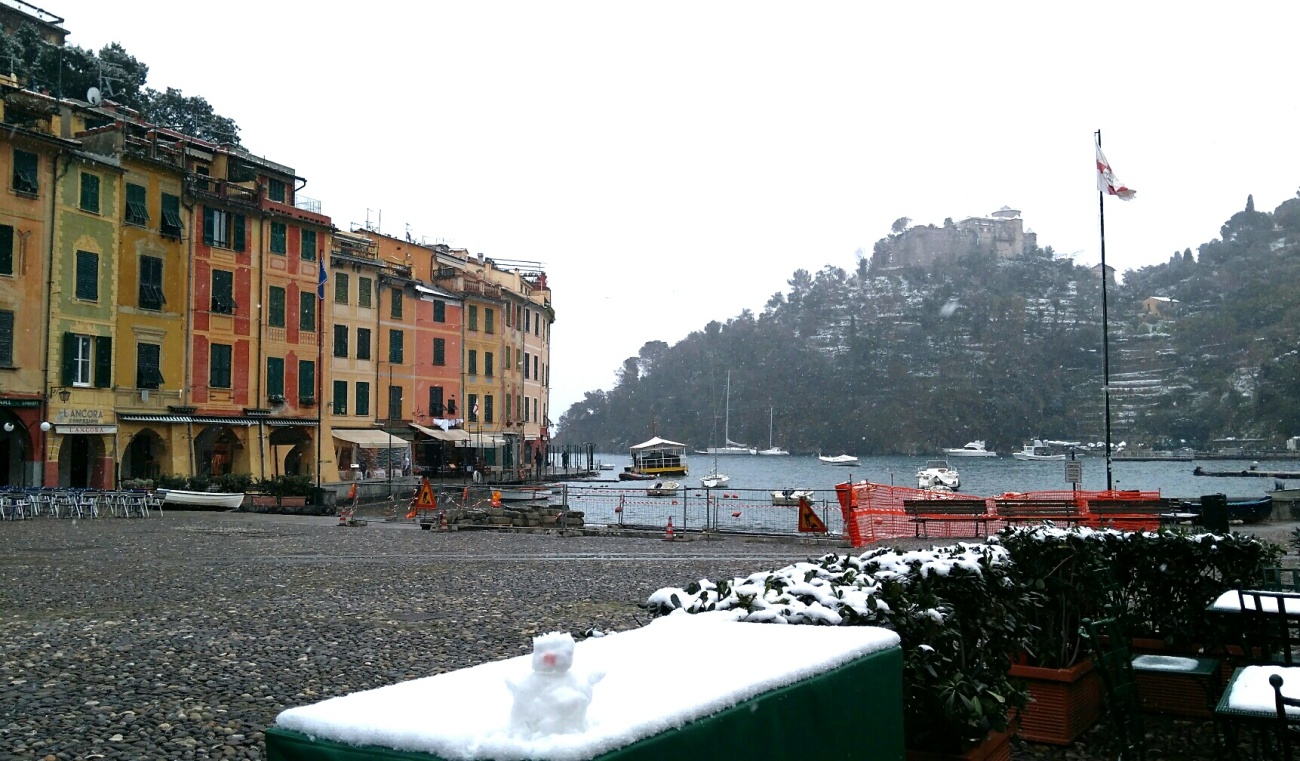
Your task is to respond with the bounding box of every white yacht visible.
[941,440,998,458]
[916,459,961,490]
[1012,440,1067,461]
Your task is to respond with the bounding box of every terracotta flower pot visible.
[907,725,1014,761]
[1008,658,1101,745]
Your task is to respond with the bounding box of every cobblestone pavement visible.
[2,512,1291,760]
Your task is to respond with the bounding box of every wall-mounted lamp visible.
[3,421,52,433]
[58,388,71,402]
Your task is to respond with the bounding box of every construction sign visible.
[798,499,827,534]
[415,477,437,508]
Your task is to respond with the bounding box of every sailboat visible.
[758,407,789,456]
[695,371,755,455]
[700,404,730,488]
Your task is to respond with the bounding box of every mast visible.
[1096,129,1114,491]
[769,406,774,449]
[724,370,730,447]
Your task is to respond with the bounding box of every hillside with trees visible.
[557,194,1300,455]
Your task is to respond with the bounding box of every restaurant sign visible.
[55,425,117,435]
[54,408,104,425]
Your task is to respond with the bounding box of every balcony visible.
[295,195,322,214]
[114,387,182,411]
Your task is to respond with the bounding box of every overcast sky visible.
[49,1,1300,420]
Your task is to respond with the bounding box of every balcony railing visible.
[295,195,322,214]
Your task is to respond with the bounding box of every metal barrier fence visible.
[0,489,160,520]
[403,484,845,538]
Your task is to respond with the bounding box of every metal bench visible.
[902,498,992,537]
[994,498,1082,525]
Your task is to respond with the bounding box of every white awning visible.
[457,434,508,448]
[631,436,686,450]
[332,429,411,449]
[410,423,472,442]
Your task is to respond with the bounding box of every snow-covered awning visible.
[631,436,686,451]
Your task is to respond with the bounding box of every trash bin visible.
[1200,493,1229,533]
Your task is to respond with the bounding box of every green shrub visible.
[155,474,187,490]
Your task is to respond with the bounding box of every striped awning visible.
[117,414,257,426]
[411,423,472,442]
[266,419,319,427]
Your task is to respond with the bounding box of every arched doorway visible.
[58,434,106,488]
[194,425,244,477]
[269,427,312,477]
[0,411,34,487]
[122,429,167,483]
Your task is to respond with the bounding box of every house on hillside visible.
[873,207,1037,269]
[1140,296,1179,318]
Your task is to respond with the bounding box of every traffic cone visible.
[440,509,449,532]
[664,515,675,541]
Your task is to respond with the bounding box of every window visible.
[334,272,349,304]
[533,355,539,382]
[267,286,285,327]
[485,351,494,378]
[446,397,456,415]
[0,310,13,366]
[136,343,163,389]
[433,337,445,366]
[387,288,402,319]
[358,277,372,308]
[521,394,527,422]
[429,385,444,416]
[468,349,477,376]
[535,398,539,424]
[161,193,183,238]
[333,324,348,357]
[267,357,284,399]
[75,250,98,301]
[204,207,229,248]
[504,346,511,371]
[268,178,286,203]
[69,334,92,386]
[211,269,235,314]
[298,360,315,403]
[468,393,478,422]
[524,352,530,380]
[389,329,403,363]
[11,149,37,195]
[0,223,13,275]
[356,381,370,416]
[357,327,371,360]
[468,305,478,331]
[209,343,232,388]
[433,300,446,322]
[270,222,287,254]
[484,394,494,424]
[388,385,402,420]
[525,308,531,332]
[139,256,164,310]
[125,183,148,225]
[333,380,347,415]
[485,308,494,334]
[300,291,316,332]
[78,172,100,213]
[301,228,317,261]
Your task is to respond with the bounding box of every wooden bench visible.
[902,498,992,537]
[1086,498,1178,530]
[994,498,1082,526]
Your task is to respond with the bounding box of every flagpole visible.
[1096,129,1114,492]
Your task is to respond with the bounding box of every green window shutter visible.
[268,286,285,327]
[468,305,477,331]
[203,207,215,245]
[125,183,148,225]
[301,229,316,261]
[434,300,445,322]
[233,214,246,252]
[0,310,13,366]
[333,324,348,357]
[93,336,111,388]
[161,193,182,237]
[334,272,348,304]
[61,332,76,386]
[298,360,315,401]
[75,251,99,300]
[391,288,403,319]
[79,172,100,213]
[136,343,162,389]
[485,309,494,334]
[389,329,403,364]
[468,349,477,376]
[356,328,371,360]
[210,344,232,388]
[485,352,494,377]
[267,357,284,398]
[12,149,38,194]
[212,269,234,313]
[333,380,347,415]
[271,222,286,254]
[300,292,316,331]
[0,224,12,275]
[433,338,445,366]
[358,277,372,308]
[356,382,369,417]
[430,385,443,416]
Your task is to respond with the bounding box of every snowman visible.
[506,632,604,739]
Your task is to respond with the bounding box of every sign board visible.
[0,398,41,408]
[54,408,104,425]
[55,425,117,435]
[798,500,828,534]
[415,477,437,507]
[1065,460,1083,485]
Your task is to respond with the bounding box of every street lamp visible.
[4,421,52,433]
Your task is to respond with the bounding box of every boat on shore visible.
[1012,440,1067,461]
[819,454,859,466]
[156,489,245,510]
[942,441,997,458]
[1177,495,1274,524]
[497,487,554,502]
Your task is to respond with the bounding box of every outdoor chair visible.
[1236,590,1300,666]
[1264,568,1300,593]
[1272,673,1300,761]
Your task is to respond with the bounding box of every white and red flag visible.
[1096,144,1136,200]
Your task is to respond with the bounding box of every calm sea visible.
[588,453,1293,500]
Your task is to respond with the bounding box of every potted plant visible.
[998,526,1112,745]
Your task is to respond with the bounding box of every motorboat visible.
[617,467,656,481]
[156,489,246,510]
[819,454,859,466]
[941,440,998,458]
[496,487,553,503]
[771,488,815,506]
[700,472,730,489]
[647,481,680,497]
[1012,440,1067,461]
[598,463,615,471]
[695,372,756,456]
[916,459,960,490]
[758,408,790,456]
[628,436,689,477]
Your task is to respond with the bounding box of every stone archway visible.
[0,411,33,487]
[194,425,244,477]
[122,428,167,483]
[58,434,106,488]
[269,426,313,477]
